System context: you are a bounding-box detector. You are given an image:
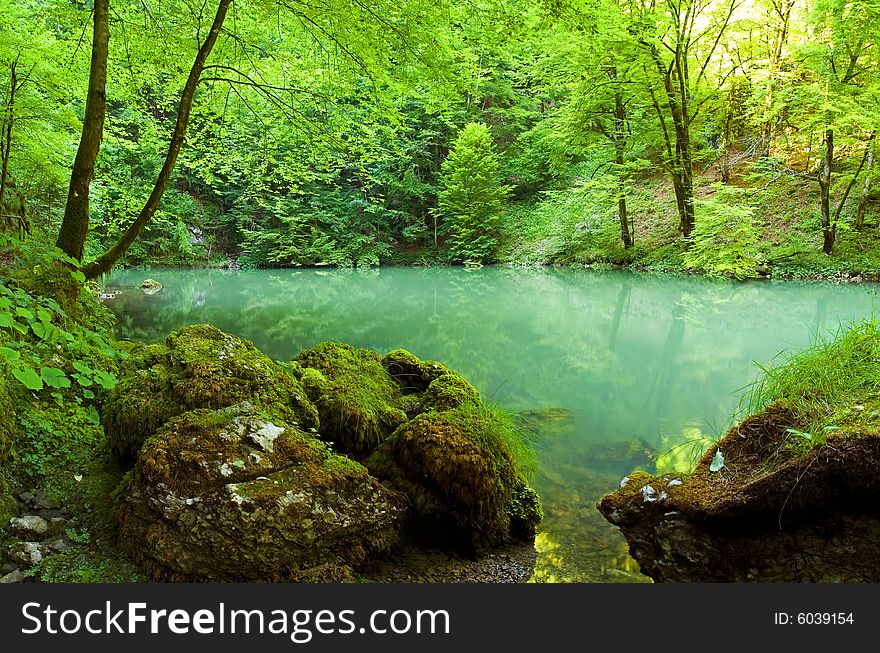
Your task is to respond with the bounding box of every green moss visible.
[0,370,17,464]
[381,349,452,393]
[296,342,406,457]
[31,548,145,583]
[366,403,542,553]
[420,373,481,411]
[104,325,319,466]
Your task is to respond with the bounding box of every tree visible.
[55,0,109,262]
[438,122,510,263]
[631,0,742,238]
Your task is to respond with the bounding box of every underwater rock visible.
[103,325,318,466]
[114,404,407,582]
[294,342,406,457]
[515,407,577,436]
[366,404,542,555]
[597,403,880,582]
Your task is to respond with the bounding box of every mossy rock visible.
[103,325,319,466]
[597,403,880,582]
[420,373,481,411]
[295,342,406,457]
[115,404,407,581]
[366,404,542,554]
[381,349,453,394]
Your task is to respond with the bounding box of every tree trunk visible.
[56,0,109,262]
[613,90,632,248]
[818,129,834,255]
[82,0,231,279]
[855,136,875,230]
[0,58,16,210]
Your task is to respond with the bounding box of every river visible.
[104,267,880,582]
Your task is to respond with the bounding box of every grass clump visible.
[745,318,880,450]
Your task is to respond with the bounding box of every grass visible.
[744,318,880,449]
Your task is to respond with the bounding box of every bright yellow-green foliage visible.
[438,122,511,264]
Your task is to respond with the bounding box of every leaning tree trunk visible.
[855,136,875,230]
[818,129,835,255]
[56,0,109,262]
[81,0,232,279]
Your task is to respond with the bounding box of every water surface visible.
[105,267,880,582]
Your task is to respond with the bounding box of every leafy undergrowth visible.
[1,237,143,581]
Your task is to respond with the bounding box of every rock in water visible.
[141,279,162,294]
[114,404,407,581]
[597,403,880,582]
[293,342,407,457]
[367,403,542,555]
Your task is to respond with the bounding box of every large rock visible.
[114,404,407,581]
[104,325,319,466]
[597,404,880,582]
[366,404,542,555]
[294,342,407,457]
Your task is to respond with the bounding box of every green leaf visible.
[12,366,43,390]
[709,449,725,473]
[70,269,86,284]
[30,321,56,341]
[232,460,246,469]
[15,307,34,320]
[0,312,14,328]
[83,389,95,400]
[0,346,20,362]
[73,373,94,387]
[37,308,53,324]
[41,367,72,389]
[86,405,101,425]
[72,361,94,375]
[93,370,118,390]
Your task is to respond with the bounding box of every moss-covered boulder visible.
[114,403,407,581]
[104,325,318,466]
[294,342,406,457]
[420,373,481,411]
[366,403,542,554]
[381,349,453,394]
[597,403,880,582]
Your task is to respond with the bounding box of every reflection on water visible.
[105,267,880,582]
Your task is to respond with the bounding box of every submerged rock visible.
[597,404,880,582]
[141,279,162,294]
[367,403,542,555]
[104,325,318,466]
[294,342,406,457]
[114,404,407,582]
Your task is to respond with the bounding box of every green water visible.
[104,267,880,582]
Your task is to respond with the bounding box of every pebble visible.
[0,569,24,584]
[7,516,49,539]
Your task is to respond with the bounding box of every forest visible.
[2,0,880,586]
[0,0,878,279]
